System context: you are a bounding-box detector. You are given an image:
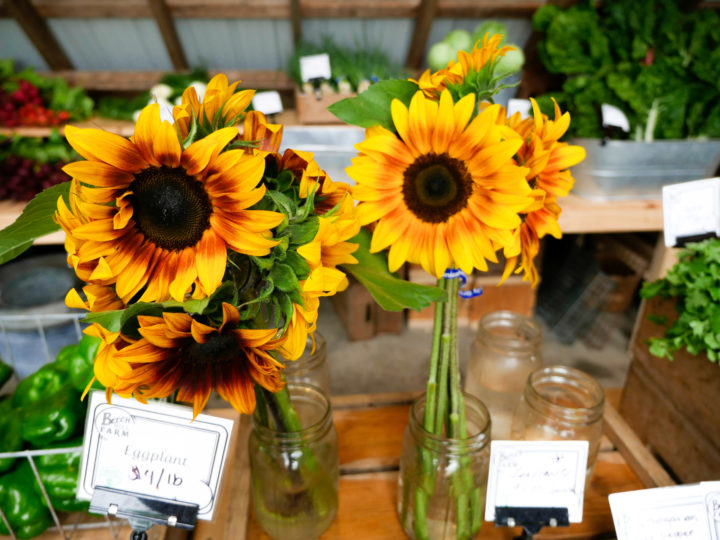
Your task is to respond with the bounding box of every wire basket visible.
[0,312,128,540]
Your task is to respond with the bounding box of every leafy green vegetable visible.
[640,237,720,363]
[534,0,720,140]
[0,131,77,164]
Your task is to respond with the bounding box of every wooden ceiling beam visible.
[405,0,437,70]
[42,70,295,91]
[148,0,188,70]
[4,0,74,70]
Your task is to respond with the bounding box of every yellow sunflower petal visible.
[65,125,147,172]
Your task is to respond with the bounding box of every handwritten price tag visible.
[299,53,332,82]
[610,482,720,540]
[77,392,234,520]
[662,177,720,247]
[484,440,589,523]
[252,91,283,116]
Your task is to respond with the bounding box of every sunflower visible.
[65,284,125,312]
[347,89,533,279]
[501,99,585,284]
[297,197,360,297]
[57,102,283,304]
[82,323,131,401]
[242,111,283,154]
[278,292,320,361]
[414,34,513,99]
[173,73,255,139]
[109,303,286,417]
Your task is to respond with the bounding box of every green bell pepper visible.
[0,358,12,389]
[34,438,88,512]
[55,334,101,393]
[11,363,67,410]
[21,384,85,448]
[0,398,22,473]
[0,461,52,539]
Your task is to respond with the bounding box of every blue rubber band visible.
[442,269,484,299]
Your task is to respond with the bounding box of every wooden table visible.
[237,390,668,540]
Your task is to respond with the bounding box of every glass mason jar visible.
[397,392,492,540]
[249,384,338,540]
[283,332,330,396]
[510,365,605,481]
[465,311,542,440]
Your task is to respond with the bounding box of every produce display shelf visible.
[192,389,672,540]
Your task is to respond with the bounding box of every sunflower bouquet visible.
[331,34,585,539]
[0,73,443,536]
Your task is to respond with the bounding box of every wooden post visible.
[148,0,189,70]
[5,0,73,70]
[405,0,438,70]
[290,0,302,45]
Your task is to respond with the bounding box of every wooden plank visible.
[436,1,540,18]
[4,0,73,70]
[40,70,295,92]
[148,0,189,70]
[558,193,664,233]
[194,414,251,540]
[405,0,438,70]
[603,399,675,488]
[0,117,135,137]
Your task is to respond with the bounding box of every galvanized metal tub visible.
[571,138,720,201]
[281,125,365,185]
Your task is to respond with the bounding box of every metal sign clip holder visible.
[495,506,570,540]
[90,486,199,539]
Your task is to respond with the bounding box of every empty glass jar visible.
[249,383,338,540]
[510,365,605,481]
[283,332,330,396]
[465,311,543,439]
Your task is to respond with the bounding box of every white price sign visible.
[601,103,630,132]
[662,177,720,247]
[507,99,532,120]
[252,91,284,116]
[484,440,589,523]
[77,391,235,521]
[299,53,332,82]
[610,482,720,540]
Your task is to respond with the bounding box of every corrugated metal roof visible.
[46,18,172,70]
[0,19,49,69]
[175,19,293,70]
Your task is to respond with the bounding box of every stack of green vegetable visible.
[427,22,525,77]
[533,0,720,140]
[289,38,406,95]
[0,335,99,539]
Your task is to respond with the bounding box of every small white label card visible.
[252,91,284,116]
[610,482,720,540]
[508,99,532,120]
[299,53,332,82]
[601,103,630,132]
[485,440,589,523]
[77,391,234,521]
[662,177,720,247]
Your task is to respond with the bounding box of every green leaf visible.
[183,281,238,315]
[270,263,299,293]
[328,79,419,131]
[340,228,445,312]
[285,250,311,280]
[268,190,296,217]
[0,182,70,265]
[288,216,319,245]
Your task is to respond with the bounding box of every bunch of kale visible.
[533,0,720,140]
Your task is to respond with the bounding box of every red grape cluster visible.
[0,155,70,201]
[0,80,71,127]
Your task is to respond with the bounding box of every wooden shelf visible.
[237,390,661,539]
[558,194,663,234]
[0,117,135,138]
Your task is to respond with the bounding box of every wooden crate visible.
[294,88,353,124]
[620,296,720,483]
[330,275,405,342]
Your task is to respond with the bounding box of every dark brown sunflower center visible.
[402,153,473,223]
[183,333,240,366]
[130,166,212,251]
